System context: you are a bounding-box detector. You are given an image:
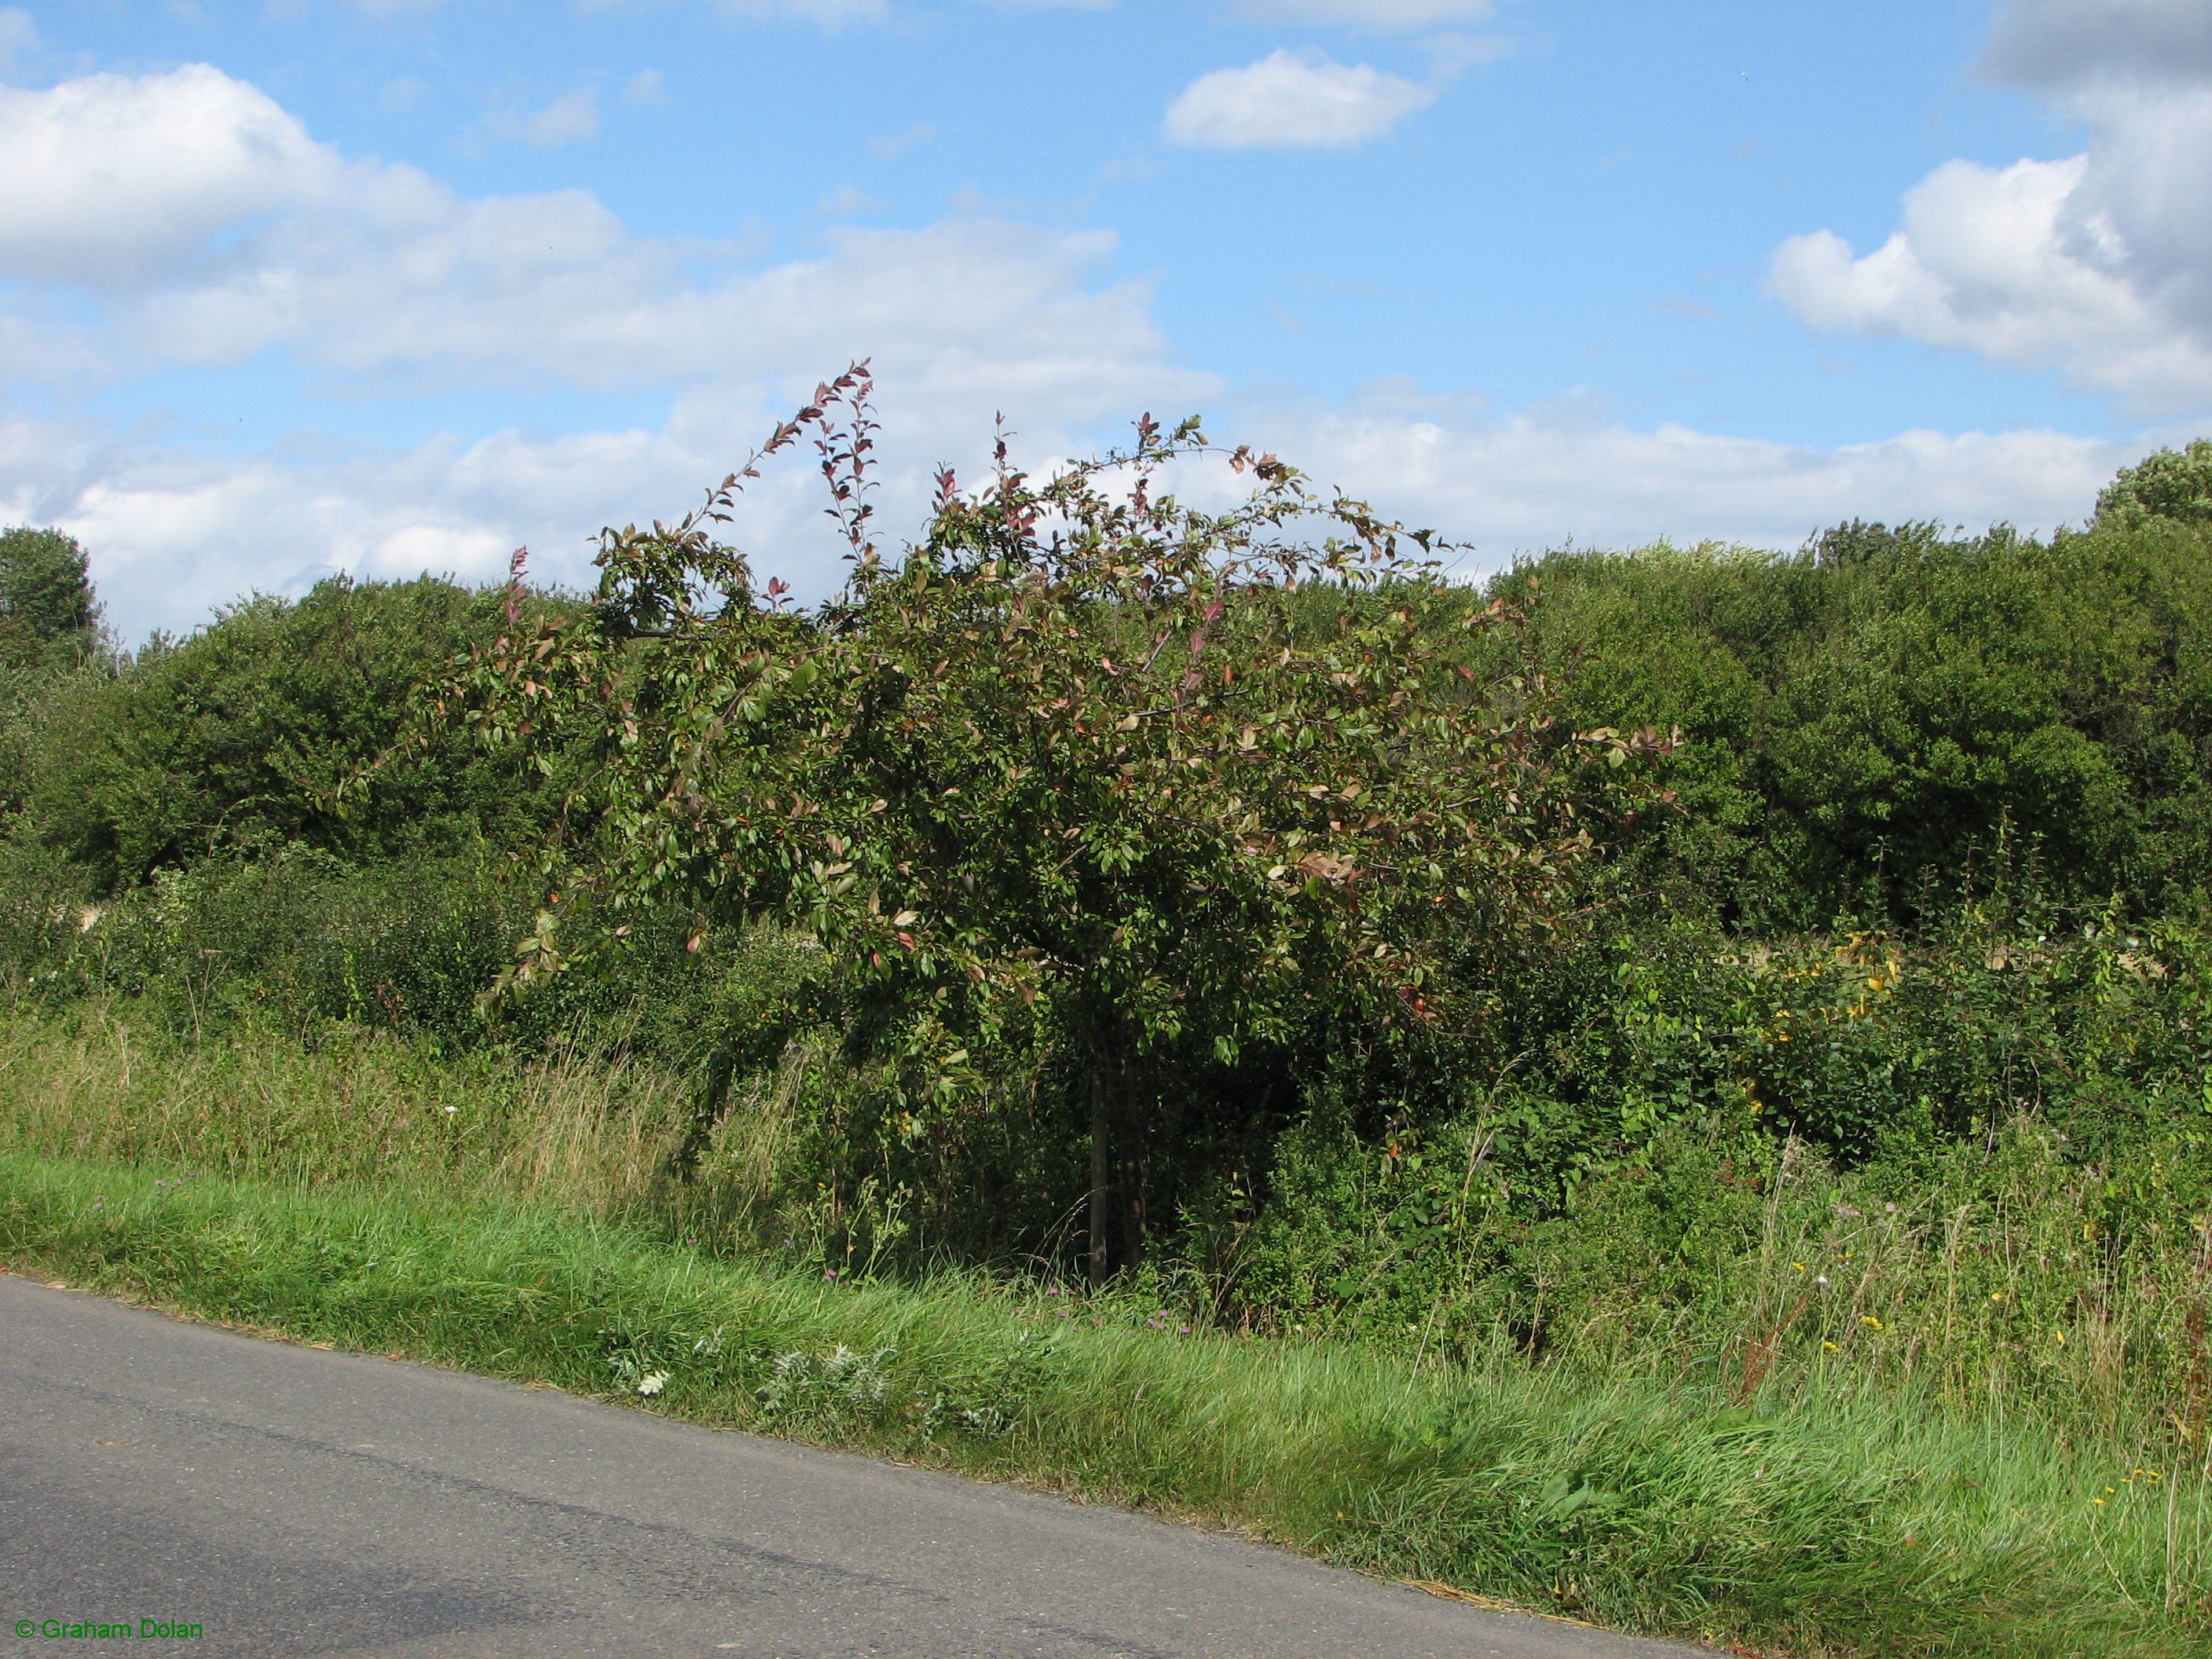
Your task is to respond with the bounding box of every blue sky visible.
[2,0,2207,641]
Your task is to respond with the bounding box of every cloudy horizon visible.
[1,0,2206,643]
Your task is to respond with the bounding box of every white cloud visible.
[0,65,335,286]
[1165,49,1434,149]
[482,87,601,148]
[1226,0,1495,25]
[126,203,1187,402]
[0,406,751,642]
[1263,393,2144,558]
[1771,153,2212,410]
[869,122,936,159]
[0,72,1213,635]
[1771,0,2212,415]
[0,68,1184,405]
[10,361,1194,642]
[16,383,2155,646]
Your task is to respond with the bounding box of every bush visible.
[72,847,520,1046]
[1484,521,2212,923]
[22,576,543,893]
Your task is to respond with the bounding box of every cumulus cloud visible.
[12,383,2150,646]
[17,236,1206,630]
[1771,0,2212,414]
[0,65,1189,411]
[4,414,698,642]
[0,66,335,286]
[0,67,1218,636]
[130,205,1189,405]
[1771,152,2212,409]
[1263,394,2142,558]
[5,368,1194,643]
[1165,49,1434,149]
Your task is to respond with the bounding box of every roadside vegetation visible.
[2,409,2209,1657]
[4,1151,2202,1659]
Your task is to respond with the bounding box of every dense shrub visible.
[1485,518,2212,924]
[1226,897,2212,1367]
[21,575,545,892]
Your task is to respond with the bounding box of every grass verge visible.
[2,1149,2204,1659]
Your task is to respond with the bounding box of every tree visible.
[40,577,533,892]
[425,368,1657,1277]
[2095,438,2212,531]
[0,526,99,669]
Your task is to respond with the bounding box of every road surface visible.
[2,1275,1701,1657]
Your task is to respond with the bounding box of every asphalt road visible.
[2,1276,1701,1658]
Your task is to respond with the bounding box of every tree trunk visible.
[1087,1064,1111,1285]
[1085,1020,1148,1281]
[1112,1043,1147,1277]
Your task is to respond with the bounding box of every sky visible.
[1,0,2207,643]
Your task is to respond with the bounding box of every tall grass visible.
[2,1150,2205,1658]
[4,1001,2206,1448]
[0,1002,794,1236]
[1524,1128,2210,1458]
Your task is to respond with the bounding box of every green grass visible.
[6,999,2204,1453]
[4,1148,2206,1659]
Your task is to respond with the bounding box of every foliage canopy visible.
[1489,514,2212,924]
[0,526,97,672]
[32,576,536,893]
[2096,436,2212,531]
